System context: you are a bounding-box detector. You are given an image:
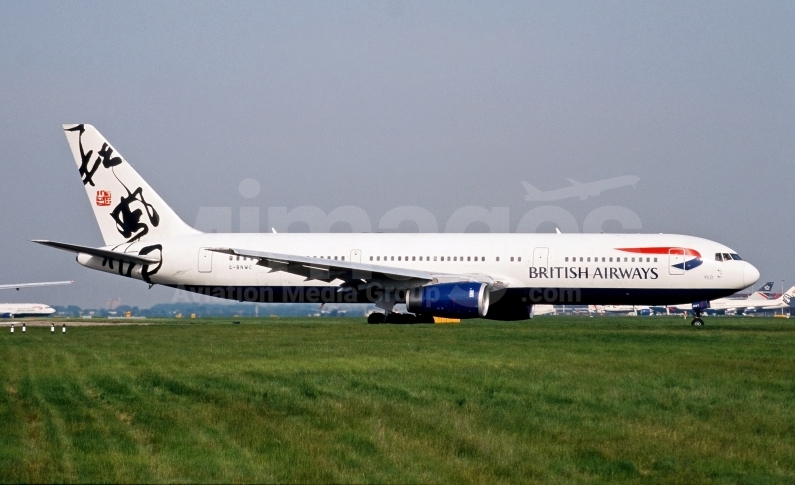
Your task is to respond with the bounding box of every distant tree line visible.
[52,302,368,318]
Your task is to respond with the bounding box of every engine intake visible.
[406,282,489,318]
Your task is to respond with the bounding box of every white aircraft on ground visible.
[522,176,639,202]
[672,285,795,315]
[34,125,759,325]
[532,305,556,316]
[0,281,72,318]
[654,281,774,315]
[588,305,652,316]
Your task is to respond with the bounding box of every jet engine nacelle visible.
[406,282,489,319]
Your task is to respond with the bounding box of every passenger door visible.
[198,248,213,273]
[533,247,549,270]
[669,248,685,275]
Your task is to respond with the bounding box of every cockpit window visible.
[722,253,732,261]
[730,253,742,260]
[715,253,723,262]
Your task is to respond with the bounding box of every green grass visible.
[1,317,794,484]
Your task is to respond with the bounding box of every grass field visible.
[1,316,794,484]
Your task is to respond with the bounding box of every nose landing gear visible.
[691,310,704,326]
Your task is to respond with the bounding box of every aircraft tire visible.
[691,318,704,326]
[367,313,385,324]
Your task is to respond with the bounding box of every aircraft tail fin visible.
[782,286,795,306]
[758,281,775,292]
[522,181,544,201]
[62,124,201,246]
[747,281,775,300]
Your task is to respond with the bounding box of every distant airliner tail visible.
[747,281,775,300]
[62,124,201,246]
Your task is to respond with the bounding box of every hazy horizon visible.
[1,1,793,308]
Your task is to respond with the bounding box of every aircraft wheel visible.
[691,318,704,326]
[367,312,385,324]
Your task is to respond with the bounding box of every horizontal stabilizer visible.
[32,240,160,265]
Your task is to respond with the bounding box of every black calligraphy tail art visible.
[62,124,200,246]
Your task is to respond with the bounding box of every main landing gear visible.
[367,312,434,324]
[691,310,704,326]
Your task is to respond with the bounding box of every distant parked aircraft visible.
[522,176,640,202]
[669,283,794,315]
[532,305,556,316]
[589,304,651,316]
[0,281,72,318]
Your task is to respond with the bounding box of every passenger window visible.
[398,256,401,261]
[447,257,451,261]
[412,256,416,261]
[631,257,635,262]
[453,256,457,261]
[377,256,380,261]
[654,257,657,262]
[496,257,500,262]
[609,257,613,262]
[391,256,394,261]
[587,257,590,262]
[433,256,437,261]
[467,256,471,261]
[518,257,522,262]
[565,257,569,262]
[624,257,628,262]
[602,257,605,262]
[510,257,514,262]
[229,256,233,261]
[580,257,583,262]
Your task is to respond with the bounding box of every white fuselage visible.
[76,232,757,307]
[0,303,55,318]
[51,123,761,320]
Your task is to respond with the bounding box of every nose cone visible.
[744,263,760,288]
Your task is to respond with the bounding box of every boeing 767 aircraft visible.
[35,125,759,325]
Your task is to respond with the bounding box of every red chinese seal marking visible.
[96,190,112,206]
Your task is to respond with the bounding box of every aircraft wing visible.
[209,247,433,284]
[209,247,504,288]
[0,280,73,291]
